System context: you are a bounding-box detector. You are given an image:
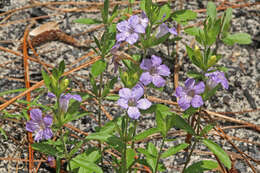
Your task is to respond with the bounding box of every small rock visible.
[243,90,257,109]
[223,95,231,106]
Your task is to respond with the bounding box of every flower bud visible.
[50,75,57,90]
[194,45,203,62]
[60,78,69,92]
[207,55,217,67]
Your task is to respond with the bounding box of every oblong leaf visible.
[73,158,103,173]
[91,60,107,78]
[161,143,189,158]
[134,128,159,141]
[203,139,231,169]
[184,160,218,173]
[171,113,196,135]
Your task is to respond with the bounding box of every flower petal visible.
[128,15,139,26]
[140,72,152,86]
[193,81,205,94]
[137,98,152,110]
[117,98,129,109]
[169,27,178,35]
[175,86,186,98]
[26,121,39,132]
[43,115,53,127]
[117,20,129,32]
[157,64,170,76]
[191,95,204,108]
[134,24,145,34]
[43,128,53,140]
[47,92,56,98]
[152,75,166,88]
[156,23,169,38]
[151,55,162,67]
[178,95,191,110]
[30,109,42,121]
[34,130,44,142]
[127,107,141,120]
[71,94,82,102]
[140,59,152,70]
[185,78,195,89]
[119,88,132,99]
[126,33,139,44]
[116,33,127,42]
[132,84,144,100]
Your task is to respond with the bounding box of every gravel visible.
[0,0,259,172]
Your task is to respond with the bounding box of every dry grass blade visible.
[22,23,34,173]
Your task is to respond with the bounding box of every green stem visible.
[98,72,104,164]
[181,140,197,173]
[131,120,137,149]
[122,115,129,173]
[182,111,202,173]
[154,138,165,173]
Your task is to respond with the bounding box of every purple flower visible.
[47,92,82,113]
[47,156,55,167]
[59,94,82,113]
[117,84,151,119]
[205,70,229,90]
[116,13,148,45]
[175,78,205,110]
[140,55,170,87]
[156,23,177,38]
[26,109,53,142]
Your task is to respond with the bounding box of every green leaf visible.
[184,27,200,36]
[68,141,83,158]
[221,8,232,35]
[32,143,60,156]
[200,124,214,137]
[222,33,252,45]
[73,18,102,24]
[85,132,112,142]
[102,77,117,97]
[161,143,189,158]
[0,127,7,139]
[203,139,231,169]
[72,158,103,173]
[58,60,65,75]
[91,60,107,78]
[207,19,221,45]
[126,148,136,169]
[187,71,204,79]
[148,142,158,157]
[86,150,101,163]
[172,10,197,25]
[93,35,101,51]
[171,113,196,135]
[184,160,218,173]
[101,0,109,24]
[155,110,167,137]
[157,4,171,22]
[134,128,159,141]
[42,69,51,89]
[207,2,217,20]
[105,94,119,101]
[89,73,98,96]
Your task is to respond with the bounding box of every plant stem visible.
[122,115,129,173]
[181,140,197,173]
[154,138,165,173]
[182,112,201,173]
[98,72,104,164]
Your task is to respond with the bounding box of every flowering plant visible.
[18,0,253,172]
